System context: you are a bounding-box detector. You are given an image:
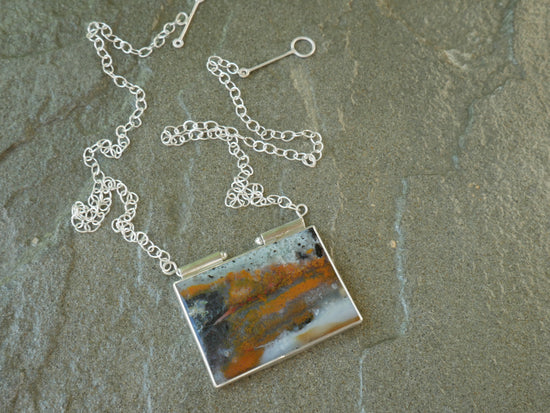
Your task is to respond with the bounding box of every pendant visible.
[174,219,362,387]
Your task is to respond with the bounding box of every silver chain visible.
[71,6,323,278]
[161,53,323,217]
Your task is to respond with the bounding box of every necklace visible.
[71,2,362,388]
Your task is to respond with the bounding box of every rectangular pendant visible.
[173,224,362,388]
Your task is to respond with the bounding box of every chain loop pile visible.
[161,55,324,216]
[71,11,323,278]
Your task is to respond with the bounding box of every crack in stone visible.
[149,0,175,33]
[290,66,321,132]
[453,101,475,170]
[358,348,368,413]
[0,132,32,164]
[216,6,235,50]
[375,0,524,73]
[451,0,524,169]
[394,178,410,335]
[375,0,440,52]
[356,336,404,412]
[329,157,345,236]
[452,78,516,170]
[0,95,51,162]
[501,0,520,66]
[29,231,76,411]
[2,185,32,211]
[0,39,82,60]
[0,78,110,164]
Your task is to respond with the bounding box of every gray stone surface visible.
[1,0,549,411]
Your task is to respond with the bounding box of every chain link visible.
[72,11,191,277]
[161,55,324,218]
[71,7,323,279]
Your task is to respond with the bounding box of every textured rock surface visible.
[1,0,549,411]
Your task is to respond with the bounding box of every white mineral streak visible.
[259,298,359,364]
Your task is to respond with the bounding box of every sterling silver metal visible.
[255,217,305,246]
[161,47,323,219]
[71,5,323,280]
[179,251,227,280]
[238,36,316,78]
[178,217,304,281]
[71,4,205,278]
[173,224,362,388]
[173,0,204,48]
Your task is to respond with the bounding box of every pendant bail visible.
[179,251,227,279]
[255,218,306,246]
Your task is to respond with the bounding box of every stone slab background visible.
[1,0,549,411]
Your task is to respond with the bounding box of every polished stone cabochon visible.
[174,227,362,387]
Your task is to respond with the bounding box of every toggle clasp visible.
[172,0,205,48]
[239,36,316,78]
